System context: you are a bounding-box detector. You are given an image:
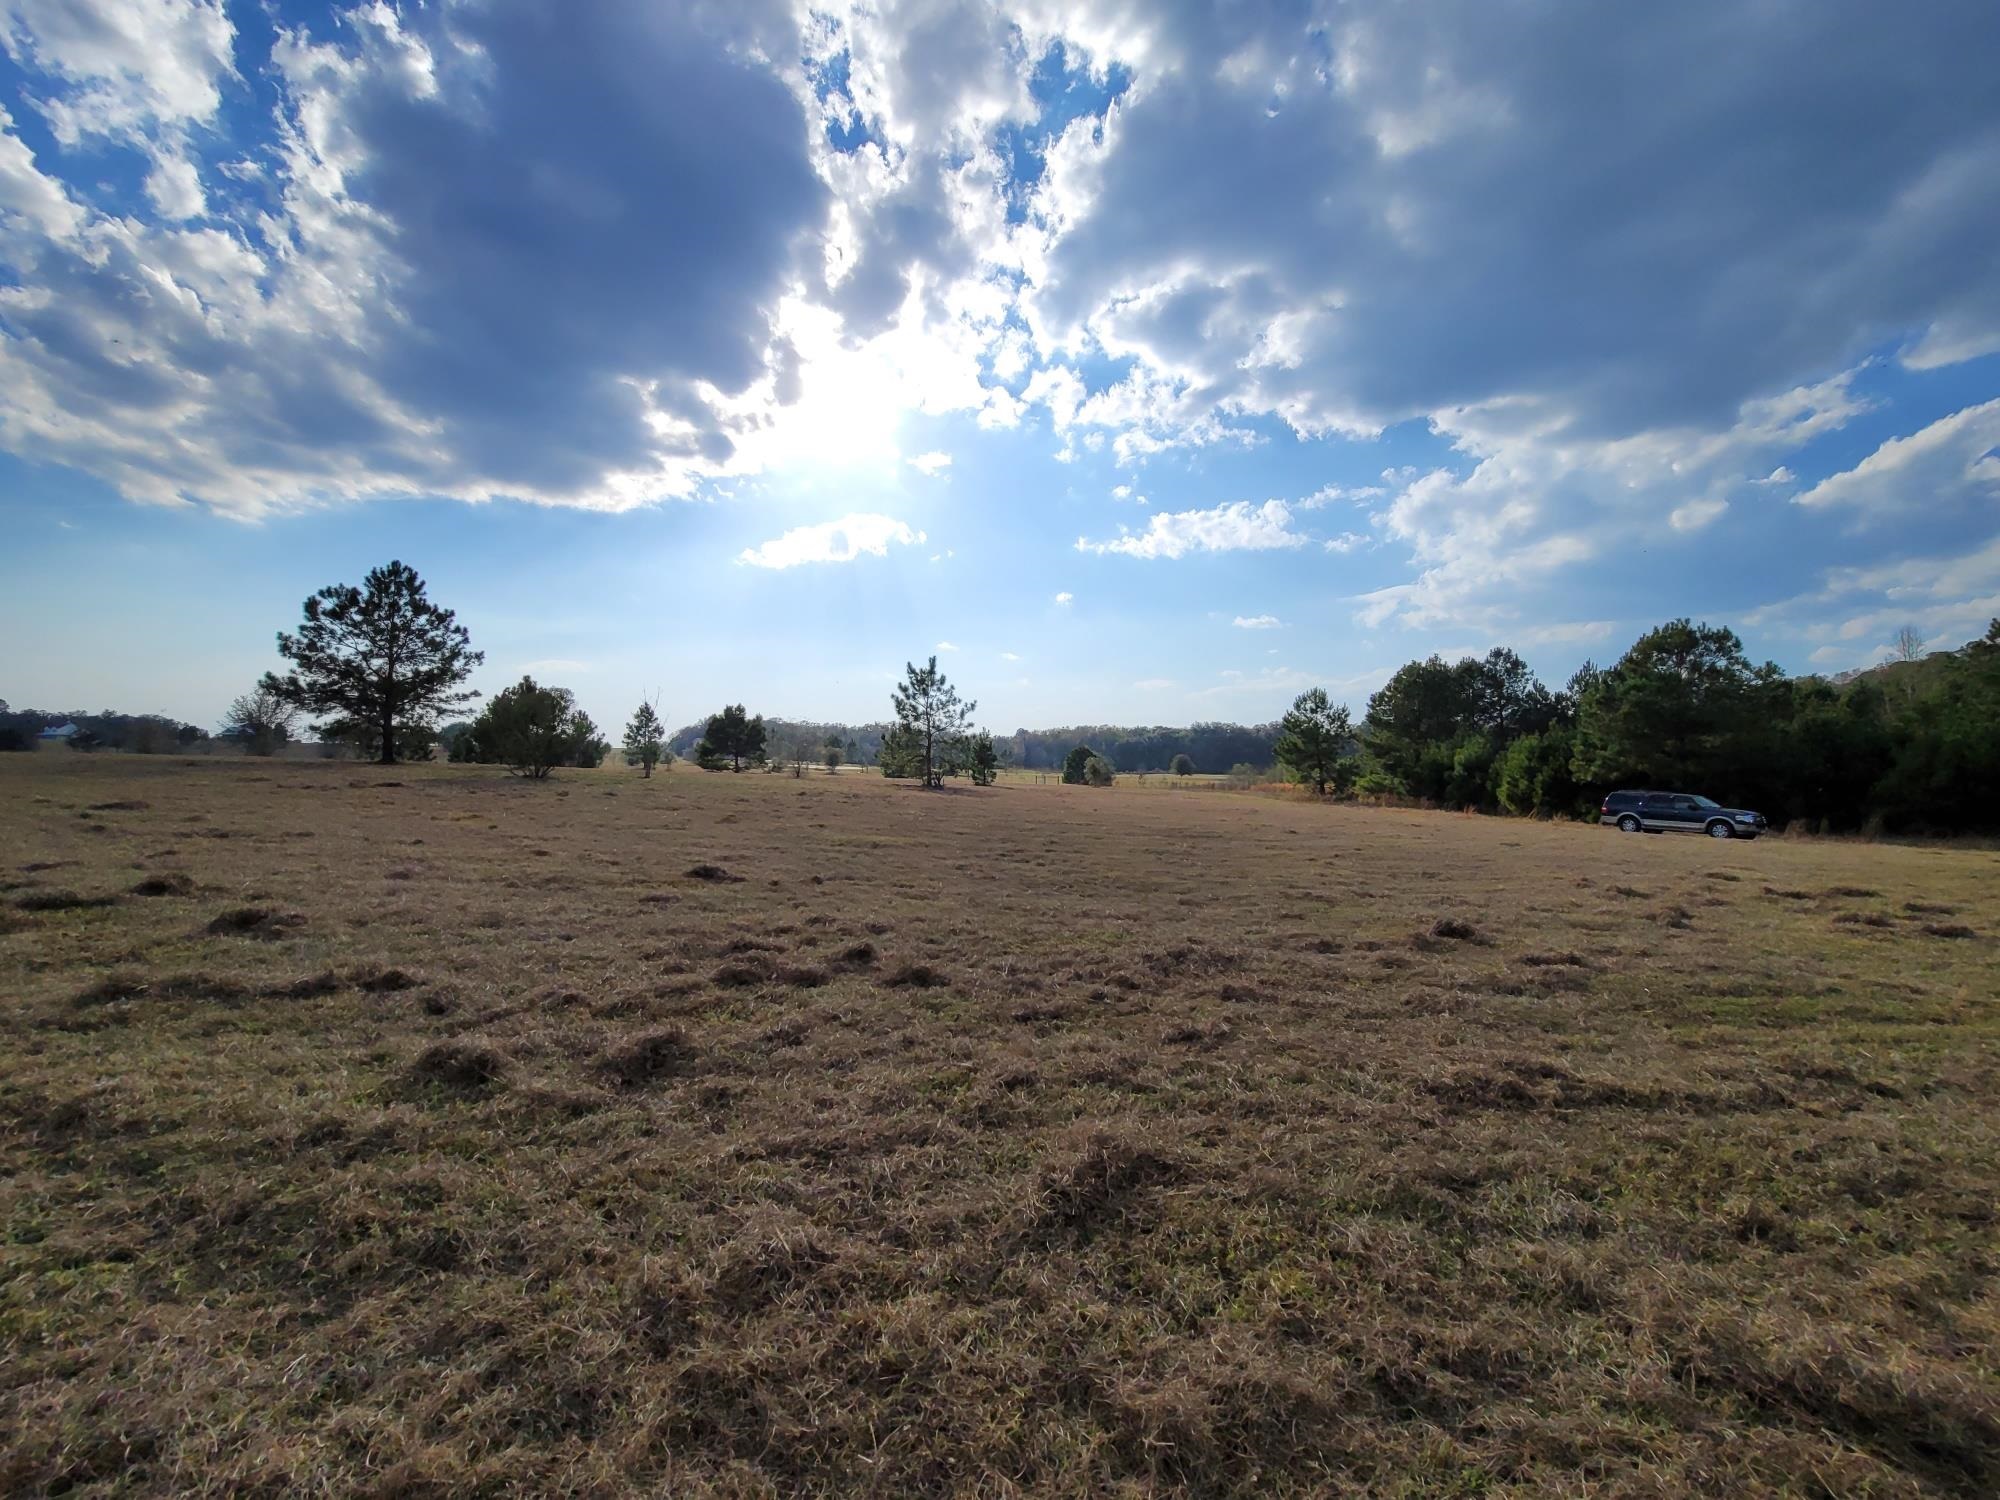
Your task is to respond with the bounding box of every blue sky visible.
[3,2,1998,737]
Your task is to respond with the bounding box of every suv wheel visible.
[1617,813,1641,833]
[1705,819,1734,839]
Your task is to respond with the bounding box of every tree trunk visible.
[378,706,396,765]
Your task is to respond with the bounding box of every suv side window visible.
[1672,796,1697,811]
[1641,794,1672,810]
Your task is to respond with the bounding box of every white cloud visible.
[142,151,205,220]
[999,650,1021,661]
[935,639,958,651]
[738,513,925,569]
[1132,677,1175,691]
[1077,499,1306,559]
[1053,591,1073,605]
[1793,400,2000,516]
[1323,531,1368,553]
[0,0,235,144]
[1298,483,1386,510]
[1747,532,2000,665]
[1232,614,1282,629]
[1668,497,1728,531]
[907,450,952,475]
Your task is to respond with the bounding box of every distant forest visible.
[665,720,1281,776]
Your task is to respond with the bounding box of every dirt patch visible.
[1920,922,1977,939]
[129,873,195,897]
[410,1039,507,1091]
[204,906,306,939]
[883,961,949,989]
[601,1027,692,1086]
[712,955,829,989]
[1162,1018,1233,1047]
[73,972,250,1007]
[86,800,151,812]
[685,863,745,883]
[1026,1130,1182,1242]
[1426,916,1486,942]
[271,972,343,999]
[15,889,119,912]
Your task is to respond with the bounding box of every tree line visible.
[1340,618,2000,833]
[14,560,1996,832]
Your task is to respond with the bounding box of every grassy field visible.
[3,753,1997,1497]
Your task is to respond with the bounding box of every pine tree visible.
[623,701,666,777]
[890,655,974,788]
[700,704,766,772]
[263,561,482,765]
[1277,687,1354,795]
[458,677,596,780]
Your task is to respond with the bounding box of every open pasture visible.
[3,753,1998,1496]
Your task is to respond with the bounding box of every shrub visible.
[456,676,598,779]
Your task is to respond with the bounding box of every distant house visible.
[38,723,78,741]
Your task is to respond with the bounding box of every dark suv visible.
[1600,790,1768,839]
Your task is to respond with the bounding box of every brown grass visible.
[2,752,1998,1496]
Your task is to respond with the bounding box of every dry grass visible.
[3,753,1998,1496]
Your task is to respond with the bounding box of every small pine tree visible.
[1170,753,1195,776]
[890,655,974,789]
[623,701,666,777]
[1061,744,1096,785]
[1083,754,1115,787]
[967,731,999,786]
[701,704,767,772]
[822,734,844,772]
[879,722,923,779]
[1276,687,1354,795]
[458,676,596,780]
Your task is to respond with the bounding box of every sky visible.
[2,0,1998,737]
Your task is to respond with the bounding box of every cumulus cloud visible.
[738,513,925,569]
[0,0,1996,660]
[0,0,235,143]
[1747,532,2000,665]
[1078,499,1305,559]
[0,1,830,514]
[1793,400,2000,517]
[1053,591,1073,604]
[1022,4,2000,445]
[1232,614,1282,629]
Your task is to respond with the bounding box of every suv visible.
[1600,790,1768,839]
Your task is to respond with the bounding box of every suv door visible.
[1664,795,1704,832]
[1639,794,1680,831]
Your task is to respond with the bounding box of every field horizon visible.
[4,752,1997,1496]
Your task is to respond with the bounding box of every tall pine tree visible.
[890,656,973,788]
[263,561,482,764]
